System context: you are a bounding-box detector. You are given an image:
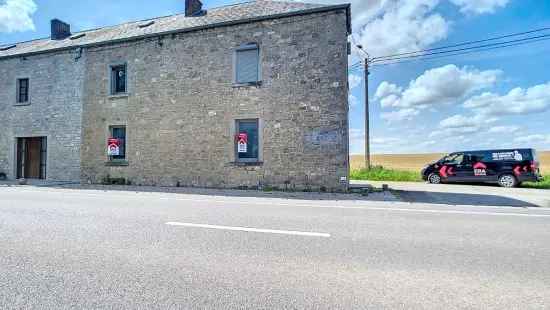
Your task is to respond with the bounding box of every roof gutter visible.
[0,4,351,61]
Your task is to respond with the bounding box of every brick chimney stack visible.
[185,0,206,17]
[51,19,71,40]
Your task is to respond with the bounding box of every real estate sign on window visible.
[107,138,120,156]
[237,133,248,153]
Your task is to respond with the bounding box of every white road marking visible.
[165,222,331,237]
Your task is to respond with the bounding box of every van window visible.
[519,149,533,161]
[443,153,464,165]
[532,150,538,162]
[468,152,486,163]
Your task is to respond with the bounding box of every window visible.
[110,64,127,94]
[443,153,464,165]
[235,44,260,84]
[236,119,259,162]
[17,78,29,103]
[109,126,126,161]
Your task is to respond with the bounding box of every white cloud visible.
[513,135,550,149]
[449,0,509,14]
[463,82,550,116]
[376,65,501,118]
[374,81,402,100]
[381,108,420,122]
[431,113,501,139]
[439,114,498,129]
[429,126,481,138]
[488,126,520,134]
[348,74,362,90]
[0,0,37,33]
[354,0,449,57]
[514,135,547,144]
[296,0,508,58]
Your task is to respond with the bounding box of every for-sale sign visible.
[107,138,120,156]
[237,133,248,153]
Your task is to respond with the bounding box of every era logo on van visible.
[473,162,487,176]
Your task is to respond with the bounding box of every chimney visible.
[51,19,71,40]
[185,0,206,17]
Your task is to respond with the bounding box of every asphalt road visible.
[1,186,550,309]
[354,180,550,208]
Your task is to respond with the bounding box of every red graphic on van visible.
[439,165,455,178]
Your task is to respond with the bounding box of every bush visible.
[351,166,422,182]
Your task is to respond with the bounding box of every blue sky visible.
[1,0,549,154]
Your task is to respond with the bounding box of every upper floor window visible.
[234,44,260,85]
[110,64,127,95]
[17,78,29,103]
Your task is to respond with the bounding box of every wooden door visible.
[17,137,46,179]
[25,138,42,179]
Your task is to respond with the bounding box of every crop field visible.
[351,151,550,175]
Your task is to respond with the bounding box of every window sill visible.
[13,102,31,106]
[108,93,129,99]
[105,160,129,167]
[230,161,263,167]
[232,81,262,88]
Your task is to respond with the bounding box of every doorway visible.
[16,137,47,179]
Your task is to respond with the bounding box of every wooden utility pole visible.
[364,59,371,169]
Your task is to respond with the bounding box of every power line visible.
[370,36,550,68]
[371,33,550,64]
[372,26,550,61]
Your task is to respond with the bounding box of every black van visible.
[421,149,542,188]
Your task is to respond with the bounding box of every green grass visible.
[523,176,550,189]
[351,166,550,189]
[351,166,422,182]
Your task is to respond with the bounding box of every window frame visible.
[108,125,127,162]
[233,43,261,86]
[234,119,261,163]
[110,63,128,95]
[16,78,30,104]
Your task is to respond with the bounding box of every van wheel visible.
[498,174,518,188]
[428,173,442,184]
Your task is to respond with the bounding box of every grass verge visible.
[351,166,549,189]
[523,176,550,189]
[351,166,422,182]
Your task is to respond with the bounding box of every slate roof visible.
[0,0,350,60]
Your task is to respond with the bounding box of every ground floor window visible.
[236,119,259,162]
[109,126,126,161]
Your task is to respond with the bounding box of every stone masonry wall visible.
[0,51,84,181]
[79,9,349,191]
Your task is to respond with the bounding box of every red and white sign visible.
[473,162,487,176]
[237,133,248,153]
[107,138,120,156]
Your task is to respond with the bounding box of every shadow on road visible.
[394,190,539,208]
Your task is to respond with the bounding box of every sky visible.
[1,0,550,155]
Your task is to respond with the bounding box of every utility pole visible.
[364,59,371,170]
[356,43,371,170]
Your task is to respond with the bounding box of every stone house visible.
[0,0,351,191]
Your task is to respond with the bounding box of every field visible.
[351,151,550,175]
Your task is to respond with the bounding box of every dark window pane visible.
[110,127,126,160]
[236,47,259,83]
[237,120,258,161]
[111,65,126,94]
[17,78,29,103]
